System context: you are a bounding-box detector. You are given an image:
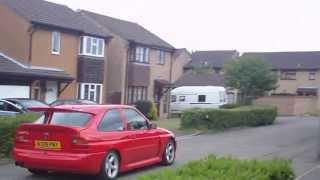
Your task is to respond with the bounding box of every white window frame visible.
[79,36,105,58]
[51,31,61,55]
[79,83,103,103]
[159,50,165,65]
[309,71,316,80]
[135,46,149,63]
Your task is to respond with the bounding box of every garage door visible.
[0,85,30,99]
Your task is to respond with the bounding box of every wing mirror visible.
[149,122,157,129]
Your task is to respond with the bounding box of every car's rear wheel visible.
[99,151,120,180]
[162,139,175,165]
[27,169,48,176]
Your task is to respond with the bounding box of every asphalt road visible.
[1,116,320,180]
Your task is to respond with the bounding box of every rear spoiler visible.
[28,107,96,115]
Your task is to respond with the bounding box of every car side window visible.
[98,109,124,132]
[0,102,5,111]
[123,109,148,130]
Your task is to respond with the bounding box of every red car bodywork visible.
[13,105,176,174]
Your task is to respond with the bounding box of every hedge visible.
[0,113,39,158]
[138,155,295,180]
[135,100,158,121]
[181,106,277,129]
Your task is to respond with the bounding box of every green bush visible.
[181,106,277,130]
[138,155,295,180]
[0,113,39,158]
[135,100,158,121]
[220,104,241,109]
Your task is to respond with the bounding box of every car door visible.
[122,108,161,164]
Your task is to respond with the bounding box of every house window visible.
[80,36,105,57]
[198,95,206,102]
[179,96,186,102]
[133,46,149,63]
[51,31,60,54]
[280,71,296,80]
[309,72,316,80]
[158,50,165,65]
[127,86,148,104]
[78,83,102,103]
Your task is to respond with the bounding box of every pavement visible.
[0,116,320,180]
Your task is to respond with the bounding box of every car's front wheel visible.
[162,139,176,165]
[99,151,120,180]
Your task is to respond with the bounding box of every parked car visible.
[0,98,48,116]
[50,99,97,106]
[13,105,176,179]
[170,86,227,113]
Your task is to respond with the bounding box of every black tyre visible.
[162,139,176,165]
[99,151,120,180]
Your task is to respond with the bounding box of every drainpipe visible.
[168,50,174,118]
[124,44,130,104]
[28,25,36,64]
[27,25,36,99]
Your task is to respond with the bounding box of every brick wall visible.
[255,96,318,116]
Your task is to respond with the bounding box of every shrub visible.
[148,102,158,121]
[135,100,158,121]
[0,113,39,158]
[181,106,277,129]
[138,155,295,180]
[220,104,241,109]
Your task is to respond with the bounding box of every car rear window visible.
[50,112,92,127]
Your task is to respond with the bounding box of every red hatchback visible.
[13,105,176,179]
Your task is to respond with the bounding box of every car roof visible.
[30,104,135,114]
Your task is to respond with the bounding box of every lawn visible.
[155,118,200,136]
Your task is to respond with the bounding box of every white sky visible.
[48,0,320,52]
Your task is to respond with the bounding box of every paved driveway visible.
[0,116,320,180]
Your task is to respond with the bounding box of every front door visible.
[45,81,58,104]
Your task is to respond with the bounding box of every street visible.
[1,116,320,180]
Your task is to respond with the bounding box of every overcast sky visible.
[48,0,320,52]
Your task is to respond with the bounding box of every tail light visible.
[71,136,88,145]
[15,131,30,143]
[71,136,90,153]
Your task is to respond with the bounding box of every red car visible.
[13,105,176,179]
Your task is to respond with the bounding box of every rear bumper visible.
[13,148,105,174]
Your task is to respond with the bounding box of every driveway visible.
[0,116,319,180]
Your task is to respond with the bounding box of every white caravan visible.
[170,86,227,113]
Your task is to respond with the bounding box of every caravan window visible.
[171,95,177,102]
[179,96,186,102]
[198,95,206,102]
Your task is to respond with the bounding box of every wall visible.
[273,70,320,94]
[0,5,31,62]
[31,28,79,100]
[105,35,128,104]
[149,49,172,117]
[255,96,318,116]
[172,50,192,82]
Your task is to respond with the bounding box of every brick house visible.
[243,51,320,96]
[0,0,112,103]
[80,10,180,116]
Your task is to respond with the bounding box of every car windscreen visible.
[15,100,48,108]
[50,112,92,127]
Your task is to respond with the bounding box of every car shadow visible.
[26,163,168,180]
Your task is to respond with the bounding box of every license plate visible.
[35,140,61,150]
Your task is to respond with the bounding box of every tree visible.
[223,56,278,104]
